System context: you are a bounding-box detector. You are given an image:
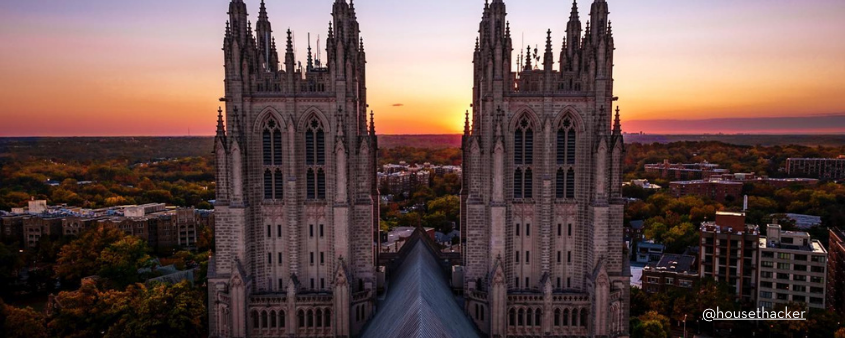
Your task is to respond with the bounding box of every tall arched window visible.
[273,130,282,165]
[279,310,286,328]
[509,308,515,326]
[514,115,534,199]
[580,308,588,327]
[527,308,533,326]
[263,130,272,165]
[563,309,570,326]
[305,117,326,200]
[554,309,561,326]
[556,117,577,199]
[298,310,304,328]
[263,118,283,200]
[264,170,273,200]
[274,169,284,199]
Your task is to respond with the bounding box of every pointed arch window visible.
[305,117,326,200]
[514,115,534,199]
[264,170,273,200]
[556,117,577,199]
[262,118,283,200]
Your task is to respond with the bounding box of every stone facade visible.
[461,1,630,337]
[208,1,378,337]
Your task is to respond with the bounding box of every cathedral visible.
[460,0,631,337]
[208,0,629,337]
[207,0,379,337]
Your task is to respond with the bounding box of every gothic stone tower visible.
[208,1,378,337]
[461,0,629,337]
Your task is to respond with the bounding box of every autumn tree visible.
[106,281,206,338]
[96,236,154,288]
[3,303,49,338]
[54,225,127,283]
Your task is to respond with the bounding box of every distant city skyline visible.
[0,0,843,136]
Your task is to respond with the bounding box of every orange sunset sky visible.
[0,0,844,136]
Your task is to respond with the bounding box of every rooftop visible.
[361,233,478,338]
[645,254,697,274]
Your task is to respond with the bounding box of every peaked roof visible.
[361,230,479,338]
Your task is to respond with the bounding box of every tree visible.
[4,304,49,338]
[55,225,127,283]
[638,311,670,338]
[106,281,206,338]
[644,222,667,243]
[97,236,153,288]
[426,195,460,231]
[0,243,23,297]
[662,222,697,253]
[49,280,132,338]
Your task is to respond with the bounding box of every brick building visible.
[827,228,845,312]
[642,254,699,294]
[22,215,63,248]
[787,157,845,180]
[669,179,743,203]
[699,211,760,305]
[1,215,24,244]
[645,159,728,180]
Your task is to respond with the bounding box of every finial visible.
[307,33,313,70]
[608,21,613,35]
[360,37,364,51]
[286,29,293,53]
[216,107,226,136]
[613,106,622,134]
[525,45,532,70]
[546,29,552,52]
[369,110,376,134]
[464,110,470,135]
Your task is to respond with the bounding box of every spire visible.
[545,29,552,53]
[216,107,226,137]
[307,33,313,71]
[524,45,532,70]
[225,21,231,36]
[505,21,511,39]
[369,110,376,135]
[258,0,267,21]
[464,110,470,136]
[613,106,622,135]
[328,21,334,40]
[475,37,480,52]
[286,29,293,53]
[566,0,582,58]
[360,37,364,52]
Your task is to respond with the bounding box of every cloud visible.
[392,103,404,107]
